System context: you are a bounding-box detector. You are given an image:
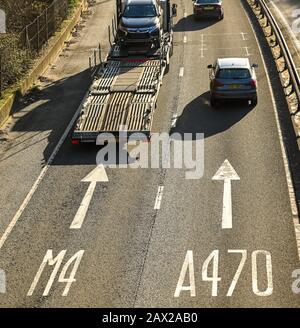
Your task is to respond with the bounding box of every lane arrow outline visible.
[212,160,240,229]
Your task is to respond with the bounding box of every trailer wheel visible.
[165,63,170,74]
[170,41,174,57]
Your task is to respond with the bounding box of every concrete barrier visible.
[0,0,88,127]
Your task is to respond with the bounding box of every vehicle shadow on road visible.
[174,15,219,32]
[172,91,254,139]
[2,68,100,166]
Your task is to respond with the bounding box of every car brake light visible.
[213,80,224,88]
[249,79,257,88]
[72,139,80,145]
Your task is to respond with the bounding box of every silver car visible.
[207,58,258,107]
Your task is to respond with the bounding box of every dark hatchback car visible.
[193,0,224,20]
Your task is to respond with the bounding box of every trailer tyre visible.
[170,41,174,57]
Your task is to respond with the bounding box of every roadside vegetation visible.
[0,0,81,97]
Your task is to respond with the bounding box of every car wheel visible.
[210,97,217,108]
[251,97,258,106]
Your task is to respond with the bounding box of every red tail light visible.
[213,80,224,88]
[72,139,80,145]
[249,79,257,88]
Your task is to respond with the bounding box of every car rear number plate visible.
[204,6,214,10]
[230,84,240,89]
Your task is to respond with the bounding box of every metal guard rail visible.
[250,0,300,146]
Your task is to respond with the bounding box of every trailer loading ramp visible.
[72,59,162,142]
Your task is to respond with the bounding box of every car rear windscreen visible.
[196,0,221,4]
[123,5,157,18]
[216,68,251,79]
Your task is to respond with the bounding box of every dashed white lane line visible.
[184,12,187,18]
[183,36,187,43]
[200,34,205,58]
[244,6,300,261]
[179,67,185,77]
[154,186,164,210]
[171,114,178,128]
[0,89,90,250]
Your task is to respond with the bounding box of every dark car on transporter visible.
[117,0,163,47]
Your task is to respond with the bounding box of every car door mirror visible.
[172,4,177,17]
[207,64,213,69]
[251,63,258,68]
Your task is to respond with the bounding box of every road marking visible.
[200,34,204,58]
[154,186,164,210]
[70,165,108,229]
[0,269,5,294]
[183,35,187,43]
[184,12,187,18]
[177,249,273,297]
[202,250,221,297]
[244,7,300,261]
[212,160,240,229]
[171,114,178,128]
[28,250,84,297]
[241,32,247,41]
[226,250,247,296]
[174,250,196,297]
[0,91,90,250]
[179,67,184,77]
[251,250,273,296]
[244,46,251,56]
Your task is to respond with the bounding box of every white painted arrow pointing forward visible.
[70,165,108,229]
[212,160,240,229]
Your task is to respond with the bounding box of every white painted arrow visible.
[212,160,240,229]
[70,165,108,229]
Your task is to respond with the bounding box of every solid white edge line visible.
[243,3,300,261]
[0,87,90,250]
[154,186,164,210]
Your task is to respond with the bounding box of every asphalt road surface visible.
[0,0,300,307]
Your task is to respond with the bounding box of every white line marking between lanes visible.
[171,114,178,128]
[0,87,90,250]
[184,12,187,18]
[179,67,184,77]
[154,186,164,210]
[183,36,187,43]
[244,8,300,261]
[200,34,204,58]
